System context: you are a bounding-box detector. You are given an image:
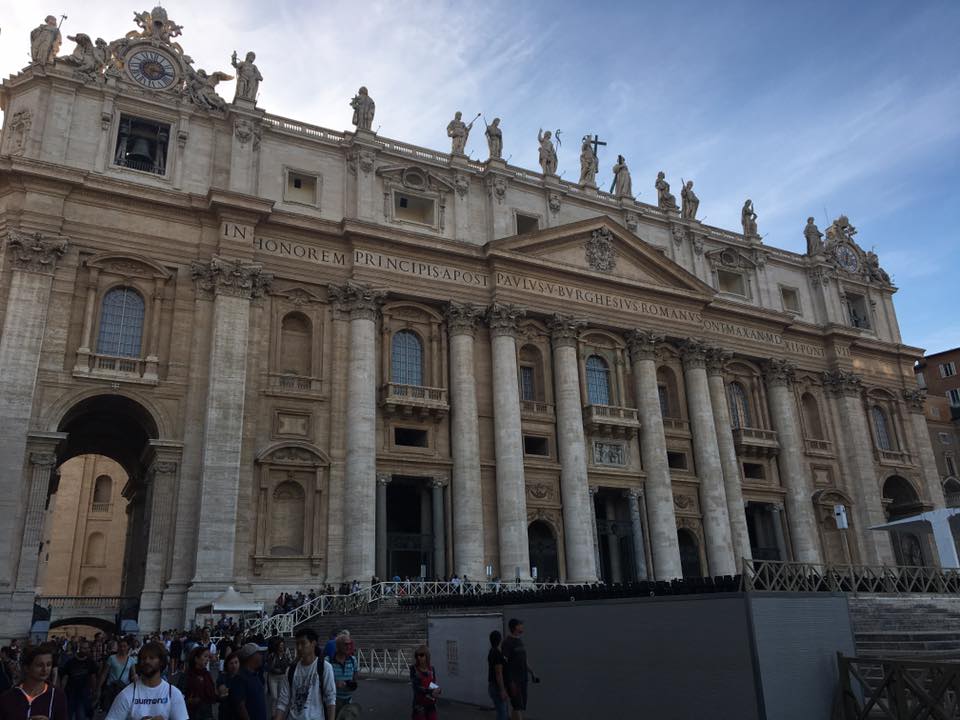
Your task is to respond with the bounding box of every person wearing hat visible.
[229,644,267,720]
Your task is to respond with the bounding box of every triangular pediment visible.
[487,217,714,297]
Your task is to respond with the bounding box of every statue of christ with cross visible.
[579,134,606,187]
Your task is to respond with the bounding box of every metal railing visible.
[741,559,960,595]
[357,648,411,677]
[836,653,960,719]
[247,580,563,637]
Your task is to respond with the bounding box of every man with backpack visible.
[272,629,335,720]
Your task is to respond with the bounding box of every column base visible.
[138,588,163,633]
[1,590,40,642]
[160,582,188,630]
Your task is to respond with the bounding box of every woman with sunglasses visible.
[409,645,439,720]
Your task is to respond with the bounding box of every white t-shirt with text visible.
[105,680,188,720]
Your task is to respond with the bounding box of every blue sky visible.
[2,1,958,352]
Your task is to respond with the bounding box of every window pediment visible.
[256,441,329,466]
[87,253,171,281]
[376,164,455,194]
[704,247,758,270]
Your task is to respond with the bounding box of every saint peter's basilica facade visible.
[0,10,945,636]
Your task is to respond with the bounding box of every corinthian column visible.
[624,488,649,580]
[903,389,948,508]
[824,369,893,565]
[763,359,821,563]
[189,257,272,601]
[680,339,736,576]
[487,303,531,580]
[0,231,68,592]
[548,315,598,582]
[332,283,387,583]
[705,349,752,565]
[445,302,485,578]
[431,476,448,577]
[626,330,682,580]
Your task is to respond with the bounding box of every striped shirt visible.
[328,656,358,702]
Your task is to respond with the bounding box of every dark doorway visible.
[745,502,784,561]
[678,529,702,579]
[386,479,432,578]
[527,521,559,582]
[882,475,929,567]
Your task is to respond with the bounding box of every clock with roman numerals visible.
[126,49,178,90]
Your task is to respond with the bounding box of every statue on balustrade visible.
[485,117,503,160]
[231,51,262,103]
[537,129,558,175]
[30,15,62,66]
[351,86,376,131]
[655,171,678,211]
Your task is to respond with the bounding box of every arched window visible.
[871,406,894,451]
[80,577,100,596]
[391,330,423,386]
[92,475,112,504]
[801,393,824,439]
[728,382,751,428]
[84,532,106,566]
[96,287,145,357]
[270,481,306,556]
[279,312,312,376]
[586,355,611,405]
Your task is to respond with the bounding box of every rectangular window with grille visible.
[948,389,960,407]
[940,362,957,378]
[519,365,536,402]
[114,114,171,175]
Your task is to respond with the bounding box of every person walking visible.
[486,631,509,720]
[264,639,290,715]
[216,653,241,720]
[181,647,223,720]
[0,645,68,720]
[98,638,136,712]
[409,645,439,720]
[501,619,539,720]
[104,642,187,720]
[229,644,268,720]
[60,640,98,720]
[272,629,335,720]
[328,635,359,718]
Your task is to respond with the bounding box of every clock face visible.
[127,49,177,90]
[836,244,859,272]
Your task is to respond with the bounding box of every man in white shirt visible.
[273,629,336,720]
[105,642,188,720]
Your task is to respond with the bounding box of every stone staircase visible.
[849,595,960,659]
[303,600,427,657]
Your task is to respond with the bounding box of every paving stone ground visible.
[352,677,540,719]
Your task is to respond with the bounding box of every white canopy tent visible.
[870,508,960,569]
[193,586,263,626]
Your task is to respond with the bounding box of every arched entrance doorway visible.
[24,393,181,635]
[882,475,928,567]
[677,529,702,579]
[527,521,559,582]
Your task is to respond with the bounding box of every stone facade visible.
[0,12,946,638]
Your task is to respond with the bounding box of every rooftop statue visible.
[610,155,632,198]
[655,171,677,211]
[804,217,824,255]
[447,111,478,155]
[864,250,891,285]
[741,199,758,238]
[680,180,699,220]
[231,51,262,104]
[184,66,232,111]
[825,214,857,246]
[485,117,502,160]
[537,129,558,176]
[59,34,110,83]
[30,15,62,66]
[351,86,376,131]
[579,136,599,187]
[129,6,183,44]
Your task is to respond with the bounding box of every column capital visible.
[705,348,733,376]
[486,302,526,337]
[823,368,863,397]
[763,358,797,387]
[29,451,57,468]
[151,460,178,476]
[376,472,392,486]
[430,475,449,489]
[445,301,483,336]
[548,314,586,348]
[328,281,387,320]
[7,230,68,275]
[626,330,664,362]
[679,338,709,369]
[903,388,927,413]
[191,256,272,300]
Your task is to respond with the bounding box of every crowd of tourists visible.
[0,615,540,720]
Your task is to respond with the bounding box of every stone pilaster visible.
[445,302,485,578]
[375,473,391,580]
[0,231,67,594]
[331,283,386,582]
[14,448,59,593]
[680,339,736,576]
[763,359,821,563]
[188,258,271,607]
[903,389,948,508]
[139,456,180,632]
[624,488,649,580]
[588,487,602,577]
[705,348,752,565]
[431,476,448,577]
[626,330,682,580]
[548,314,598,582]
[824,369,893,565]
[487,303,531,580]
